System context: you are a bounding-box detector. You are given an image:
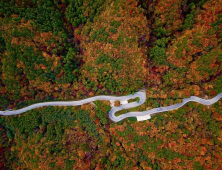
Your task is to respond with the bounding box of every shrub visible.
[110,20,121,28]
[149,46,166,64]
[66,0,105,27]
[109,27,117,34]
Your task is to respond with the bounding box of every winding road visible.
[0,91,222,122]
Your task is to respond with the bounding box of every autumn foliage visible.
[0,0,222,169]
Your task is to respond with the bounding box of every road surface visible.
[0,91,222,122]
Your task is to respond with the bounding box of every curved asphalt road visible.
[109,92,222,122]
[0,91,222,122]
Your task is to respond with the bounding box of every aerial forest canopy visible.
[0,0,222,169]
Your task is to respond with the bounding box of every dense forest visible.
[0,0,222,169]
